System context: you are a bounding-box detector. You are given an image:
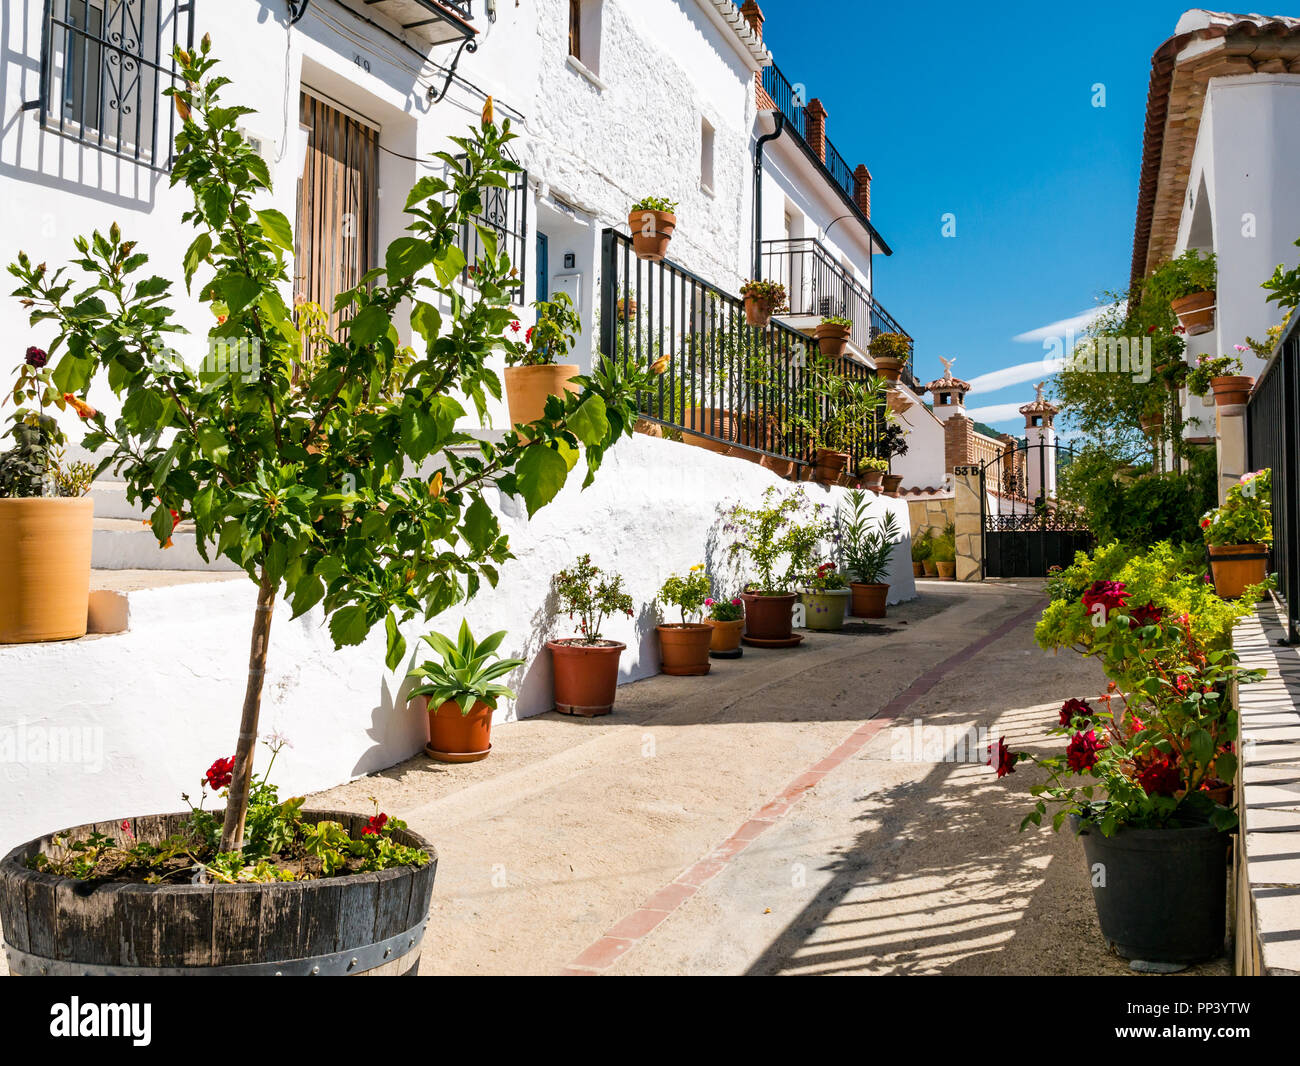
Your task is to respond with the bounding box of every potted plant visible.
[1201,469,1272,600]
[919,528,939,577]
[1147,249,1217,335]
[1003,593,1258,966]
[703,595,746,658]
[839,491,901,618]
[794,358,889,486]
[0,348,96,643]
[406,622,525,762]
[813,315,852,358]
[856,456,889,494]
[1138,392,1165,437]
[502,292,583,427]
[616,287,638,322]
[1187,350,1253,408]
[628,196,678,261]
[910,532,930,578]
[868,331,910,383]
[740,279,788,329]
[880,422,908,496]
[800,561,850,631]
[725,486,832,647]
[655,565,714,676]
[931,530,956,580]
[548,554,635,715]
[0,45,655,976]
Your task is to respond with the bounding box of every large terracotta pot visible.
[883,473,904,497]
[813,448,848,484]
[814,321,851,358]
[873,355,903,383]
[0,497,94,644]
[1170,290,1216,336]
[504,364,580,427]
[850,582,889,618]
[760,454,797,480]
[936,561,956,581]
[1210,375,1255,408]
[800,588,849,630]
[922,560,938,578]
[1208,543,1269,600]
[656,623,712,676]
[548,639,626,716]
[425,697,493,763]
[628,209,676,262]
[912,562,925,578]
[681,407,739,455]
[740,591,798,645]
[705,617,745,654]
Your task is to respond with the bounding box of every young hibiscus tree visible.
[8,39,656,854]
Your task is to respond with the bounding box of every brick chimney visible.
[943,413,975,473]
[741,0,764,39]
[853,164,872,219]
[805,98,828,163]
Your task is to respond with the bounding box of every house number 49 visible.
[354,54,371,73]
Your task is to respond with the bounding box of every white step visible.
[91,518,240,572]
[89,480,149,521]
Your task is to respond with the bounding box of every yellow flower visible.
[481,95,495,127]
[650,354,671,375]
[429,471,444,500]
[690,564,704,572]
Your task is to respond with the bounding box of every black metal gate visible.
[980,441,1092,578]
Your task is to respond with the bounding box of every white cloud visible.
[964,402,1029,425]
[966,358,1064,396]
[1012,304,1118,344]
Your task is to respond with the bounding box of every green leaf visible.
[400,406,440,460]
[289,574,325,619]
[348,305,391,346]
[567,394,610,447]
[195,423,230,466]
[51,353,94,395]
[221,273,262,315]
[386,237,434,283]
[150,504,175,545]
[515,445,569,518]
[385,614,407,672]
[328,605,371,648]
[462,495,496,549]
[254,208,295,252]
[432,245,468,287]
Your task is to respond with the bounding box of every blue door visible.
[535,232,549,303]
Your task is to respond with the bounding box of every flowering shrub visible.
[0,346,94,498]
[704,597,744,622]
[1187,351,1245,397]
[553,554,635,643]
[657,565,712,624]
[725,486,833,595]
[1201,469,1272,549]
[739,279,788,313]
[503,293,582,368]
[805,561,849,592]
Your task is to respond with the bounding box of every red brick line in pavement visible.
[560,600,1044,975]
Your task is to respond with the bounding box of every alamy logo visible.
[49,998,151,1046]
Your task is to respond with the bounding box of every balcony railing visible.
[599,230,886,476]
[760,238,915,387]
[763,62,857,205]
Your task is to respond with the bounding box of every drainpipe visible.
[753,111,785,280]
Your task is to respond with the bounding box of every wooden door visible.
[295,92,380,330]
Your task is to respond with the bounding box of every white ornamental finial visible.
[1034,381,1047,403]
[939,356,955,379]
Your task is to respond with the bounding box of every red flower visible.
[25,346,47,367]
[1137,757,1181,797]
[1081,580,1128,620]
[204,756,235,790]
[1059,698,1091,727]
[1129,603,1163,629]
[987,737,1018,778]
[362,813,389,836]
[509,320,521,334]
[1066,730,1107,773]
[525,326,535,344]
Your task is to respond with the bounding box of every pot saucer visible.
[424,743,491,763]
[741,635,804,649]
[709,648,743,660]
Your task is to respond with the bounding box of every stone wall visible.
[953,467,983,582]
[907,496,954,539]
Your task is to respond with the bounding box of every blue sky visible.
[754,0,1190,430]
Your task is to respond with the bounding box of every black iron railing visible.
[31,0,193,172]
[454,150,527,303]
[760,238,915,386]
[1247,314,1300,643]
[599,229,885,476]
[762,62,857,205]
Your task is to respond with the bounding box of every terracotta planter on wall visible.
[705,618,745,655]
[740,591,800,647]
[681,407,739,456]
[873,356,903,383]
[860,469,886,494]
[883,473,904,498]
[745,294,776,329]
[1208,544,1269,600]
[425,698,494,763]
[504,364,580,427]
[814,322,851,358]
[1139,412,1164,437]
[850,582,889,618]
[0,497,94,644]
[1210,375,1255,408]
[628,209,676,262]
[800,588,849,631]
[1170,291,1216,335]
[813,448,848,484]
[656,623,712,676]
[548,639,626,716]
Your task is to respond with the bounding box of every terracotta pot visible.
[760,454,797,480]
[634,418,664,437]
[547,639,626,717]
[616,297,637,321]
[628,209,676,262]
[656,623,713,676]
[814,321,851,358]
[705,617,745,653]
[0,497,94,644]
[800,588,850,630]
[874,355,903,383]
[850,582,889,618]
[425,698,493,763]
[883,473,904,497]
[936,561,956,581]
[813,448,848,484]
[740,591,797,642]
[912,562,925,578]
[681,407,739,455]
[744,294,776,329]
[1203,784,1233,807]
[860,469,886,493]
[922,560,938,578]
[1210,375,1255,408]
[504,364,580,427]
[1171,290,1216,336]
[1139,412,1164,436]
[1208,543,1269,600]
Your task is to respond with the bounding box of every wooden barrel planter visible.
[0,810,437,976]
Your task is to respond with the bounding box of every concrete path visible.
[313,581,1231,976]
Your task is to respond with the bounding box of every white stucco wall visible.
[0,432,914,851]
[893,397,947,489]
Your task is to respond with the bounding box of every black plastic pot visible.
[1071,815,1228,964]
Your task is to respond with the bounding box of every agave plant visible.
[406,621,526,717]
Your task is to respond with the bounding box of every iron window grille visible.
[29,0,194,172]
[452,149,528,304]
